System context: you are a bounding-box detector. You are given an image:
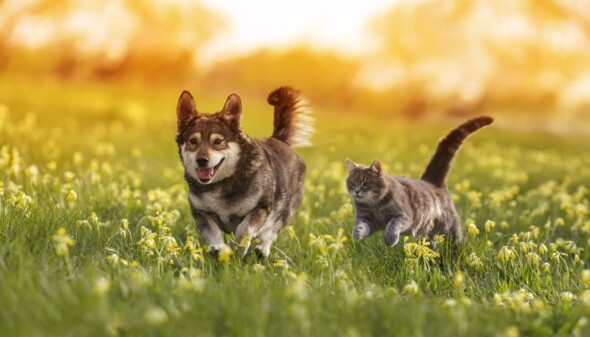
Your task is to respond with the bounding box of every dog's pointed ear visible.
[345,158,358,173]
[220,93,242,128]
[370,160,383,175]
[177,90,198,130]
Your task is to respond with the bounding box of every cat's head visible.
[345,158,386,203]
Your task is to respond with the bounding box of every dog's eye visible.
[213,138,224,145]
[189,138,198,145]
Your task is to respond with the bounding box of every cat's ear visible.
[345,158,358,172]
[369,160,383,175]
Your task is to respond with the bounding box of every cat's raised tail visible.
[420,116,493,187]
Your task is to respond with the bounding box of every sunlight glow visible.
[199,0,395,63]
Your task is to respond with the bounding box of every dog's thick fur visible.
[176,87,312,258]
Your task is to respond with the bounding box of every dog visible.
[176,87,313,258]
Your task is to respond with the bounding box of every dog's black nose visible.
[196,156,209,167]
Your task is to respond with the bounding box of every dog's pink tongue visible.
[197,168,214,180]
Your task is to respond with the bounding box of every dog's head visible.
[176,90,245,185]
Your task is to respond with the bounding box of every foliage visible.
[1,77,590,336]
[368,0,590,118]
[0,0,225,79]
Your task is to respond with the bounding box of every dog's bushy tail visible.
[421,116,493,187]
[268,86,314,147]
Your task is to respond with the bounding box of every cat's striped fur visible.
[346,116,493,246]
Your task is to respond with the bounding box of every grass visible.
[1,75,590,337]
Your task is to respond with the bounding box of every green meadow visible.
[1,76,590,337]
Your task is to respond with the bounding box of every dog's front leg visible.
[194,212,228,256]
[234,207,269,258]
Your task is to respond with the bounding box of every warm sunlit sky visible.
[2,0,589,117]
[199,0,395,63]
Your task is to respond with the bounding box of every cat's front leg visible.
[353,220,373,241]
[384,216,409,246]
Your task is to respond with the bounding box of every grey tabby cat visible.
[345,116,493,246]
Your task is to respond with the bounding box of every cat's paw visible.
[353,223,369,241]
[384,230,400,247]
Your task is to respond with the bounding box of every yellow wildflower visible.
[328,228,348,253]
[66,189,78,206]
[119,219,129,239]
[560,291,575,303]
[403,281,419,296]
[253,264,266,273]
[538,243,548,255]
[285,226,297,241]
[466,191,482,208]
[46,161,57,171]
[509,234,519,245]
[53,227,75,256]
[503,326,519,337]
[308,233,327,253]
[273,259,289,270]
[217,245,233,262]
[442,299,457,308]
[526,252,540,265]
[145,307,168,326]
[93,277,112,296]
[73,152,84,165]
[484,220,496,233]
[453,270,465,288]
[550,251,566,264]
[466,219,479,237]
[466,253,483,270]
[286,273,309,301]
[497,246,516,262]
[434,235,445,245]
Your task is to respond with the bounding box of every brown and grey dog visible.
[176,87,313,258]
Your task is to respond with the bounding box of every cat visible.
[345,116,493,246]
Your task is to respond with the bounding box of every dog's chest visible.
[189,189,261,225]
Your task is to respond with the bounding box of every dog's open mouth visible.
[196,158,225,183]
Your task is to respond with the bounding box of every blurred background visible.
[1,0,589,133]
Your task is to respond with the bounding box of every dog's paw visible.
[207,243,231,258]
[253,245,271,259]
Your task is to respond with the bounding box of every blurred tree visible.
[368,0,590,118]
[0,0,226,80]
[203,47,362,111]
